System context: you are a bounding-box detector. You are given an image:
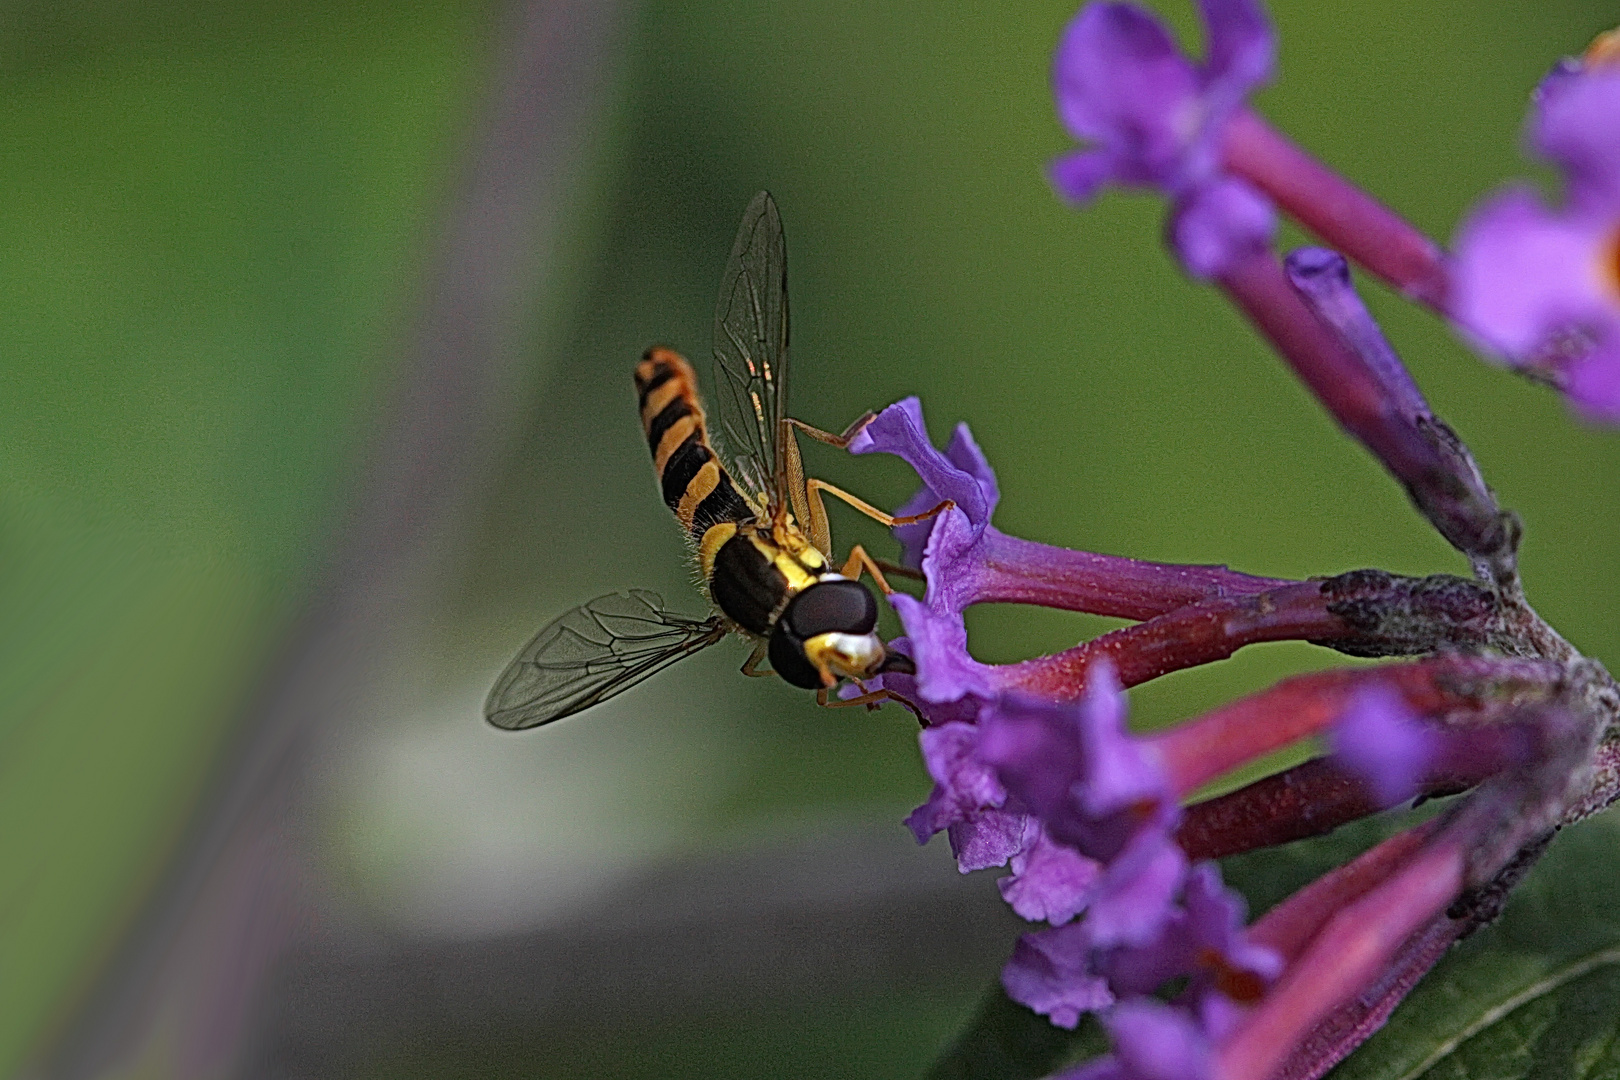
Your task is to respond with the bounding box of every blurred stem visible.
[1222,109,1451,311]
[1217,250,1514,578]
[33,2,628,1076]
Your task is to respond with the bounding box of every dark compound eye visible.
[766,579,881,690]
[783,579,878,639]
[767,628,824,689]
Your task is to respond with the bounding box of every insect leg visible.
[740,639,774,678]
[805,477,954,541]
[778,416,954,556]
[871,557,925,582]
[782,420,819,550]
[779,414,879,555]
[838,544,897,595]
[786,413,878,449]
[816,686,892,710]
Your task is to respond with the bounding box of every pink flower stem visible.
[1175,757,1380,861]
[1246,821,1441,963]
[1266,830,1557,1080]
[1152,655,1545,796]
[969,527,1291,620]
[1176,744,1516,862]
[1222,108,1451,312]
[997,582,1351,699]
[1217,837,1466,1080]
[1267,913,1466,1080]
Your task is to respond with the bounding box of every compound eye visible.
[785,579,877,638]
[767,622,825,689]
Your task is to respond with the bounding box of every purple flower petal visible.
[1199,0,1275,114]
[1452,186,1613,359]
[1001,826,1103,924]
[1106,999,1213,1080]
[1451,63,1620,422]
[1050,147,1119,205]
[1181,863,1283,991]
[1329,684,1440,806]
[978,664,1179,867]
[904,721,1008,844]
[1169,177,1276,279]
[1002,921,1116,1029]
[1053,4,1201,188]
[1097,862,1279,1001]
[1049,0,1275,202]
[950,809,1034,872]
[1075,661,1165,820]
[849,398,993,530]
[1533,68,1620,210]
[1054,1058,1129,1080]
[1085,830,1188,948]
[890,593,997,704]
[853,399,1000,579]
[977,692,1091,823]
[1568,337,1620,421]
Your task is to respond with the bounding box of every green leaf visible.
[925,983,1107,1080]
[1329,806,1620,1080]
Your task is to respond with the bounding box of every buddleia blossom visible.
[1048,0,1277,278]
[865,396,1593,1080]
[857,5,1620,1079]
[1453,61,1620,420]
[977,668,1187,950]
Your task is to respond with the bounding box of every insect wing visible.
[485,590,727,730]
[711,190,791,512]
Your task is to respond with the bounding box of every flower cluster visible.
[848,6,1620,1079]
[858,398,1580,1079]
[1050,0,1620,425]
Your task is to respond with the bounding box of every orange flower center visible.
[1197,947,1267,1004]
[1585,27,1620,68]
[1604,225,1620,304]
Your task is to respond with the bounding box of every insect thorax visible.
[701,519,826,636]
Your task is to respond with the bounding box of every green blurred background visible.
[3,0,1618,1075]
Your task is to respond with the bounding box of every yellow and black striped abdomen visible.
[635,347,755,541]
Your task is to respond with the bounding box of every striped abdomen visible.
[635,347,755,541]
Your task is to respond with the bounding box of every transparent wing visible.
[711,190,791,512]
[484,590,727,730]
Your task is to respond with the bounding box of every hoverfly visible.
[485,192,949,730]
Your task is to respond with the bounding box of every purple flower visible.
[850,398,1290,717]
[1084,831,1188,949]
[904,720,1031,871]
[978,662,1176,862]
[1120,863,1280,1003]
[1050,0,1277,277]
[850,396,999,572]
[1330,683,1545,807]
[904,721,1008,843]
[978,662,1189,948]
[1452,68,1620,421]
[1106,1000,1214,1080]
[1007,862,1279,1050]
[849,398,1010,710]
[1001,827,1103,924]
[904,720,1105,916]
[1003,922,1115,1029]
[1054,1001,1214,1080]
[949,808,1032,873]
[1329,684,1441,806]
